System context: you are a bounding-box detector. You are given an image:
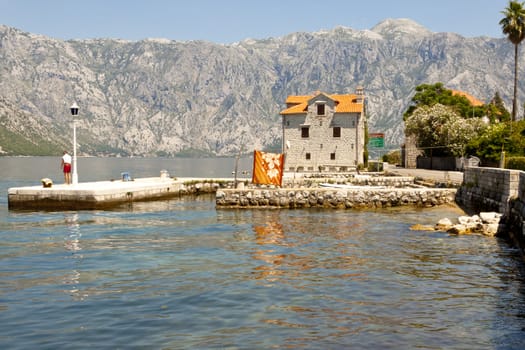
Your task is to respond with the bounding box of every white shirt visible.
[62,153,72,164]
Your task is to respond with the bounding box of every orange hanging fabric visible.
[252,150,284,187]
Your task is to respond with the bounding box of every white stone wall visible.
[283,97,364,172]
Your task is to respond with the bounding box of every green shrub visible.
[383,150,401,165]
[368,161,383,172]
[506,157,525,171]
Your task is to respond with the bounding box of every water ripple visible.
[0,200,524,349]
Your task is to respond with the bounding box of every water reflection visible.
[2,158,525,348]
[102,194,216,213]
[254,220,285,246]
[249,210,369,287]
[252,216,287,282]
[239,209,525,347]
[64,213,82,253]
[63,213,86,301]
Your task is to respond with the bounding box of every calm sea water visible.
[1,157,524,349]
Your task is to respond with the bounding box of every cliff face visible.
[0,20,518,156]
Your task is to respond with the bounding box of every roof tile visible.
[281,92,364,115]
[450,90,484,106]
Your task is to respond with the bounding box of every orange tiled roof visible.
[450,90,484,106]
[280,92,364,115]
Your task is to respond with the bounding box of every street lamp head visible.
[70,102,79,117]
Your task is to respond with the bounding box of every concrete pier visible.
[7,177,234,210]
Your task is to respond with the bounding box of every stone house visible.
[280,88,366,172]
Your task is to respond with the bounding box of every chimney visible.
[355,86,364,103]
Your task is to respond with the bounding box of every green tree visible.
[403,83,485,120]
[466,123,508,164]
[466,120,525,164]
[487,91,511,122]
[405,104,487,157]
[500,0,525,121]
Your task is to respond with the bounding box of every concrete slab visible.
[8,177,185,210]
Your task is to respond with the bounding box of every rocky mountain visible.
[0,19,519,156]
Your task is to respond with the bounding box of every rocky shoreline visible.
[412,212,504,237]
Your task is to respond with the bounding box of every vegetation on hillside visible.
[0,125,63,156]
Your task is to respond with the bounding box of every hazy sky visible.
[0,0,511,43]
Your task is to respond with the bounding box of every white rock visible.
[438,218,453,226]
[471,215,481,223]
[436,218,454,230]
[480,212,502,224]
[482,223,499,236]
[448,224,471,235]
[458,216,470,225]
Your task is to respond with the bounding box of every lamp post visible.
[70,102,79,185]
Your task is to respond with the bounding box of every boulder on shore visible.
[435,218,453,231]
[411,212,504,236]
[435,212,503,236]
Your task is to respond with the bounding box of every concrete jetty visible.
[7,177,235,210]
[7,170,457,211]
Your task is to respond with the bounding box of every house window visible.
[333,127,341,137]
[306,153,311,160]
[330,153,336,160]
[317,104,325,116]
[301,127,309,138]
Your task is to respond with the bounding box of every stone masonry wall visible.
[216,188,456,209]
[507,171,525,252]
[456,167,520,213]
[457,167,525,254]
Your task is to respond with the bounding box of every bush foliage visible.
[506,157,525,171]
[405,82,524,163]
[405,104,486,157]
[382,150,401,165]
[465,120,525,163]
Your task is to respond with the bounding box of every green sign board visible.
[368,133,384,148]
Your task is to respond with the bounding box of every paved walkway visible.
[386,165,464,184]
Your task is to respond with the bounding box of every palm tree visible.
[500,1,525,121]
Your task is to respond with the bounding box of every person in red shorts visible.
[61,151,72,184]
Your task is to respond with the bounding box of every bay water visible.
[0,157,524,349]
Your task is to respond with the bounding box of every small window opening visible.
[317,104,325,115]
[301,127,309,138]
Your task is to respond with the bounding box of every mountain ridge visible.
[0,20,519,156]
